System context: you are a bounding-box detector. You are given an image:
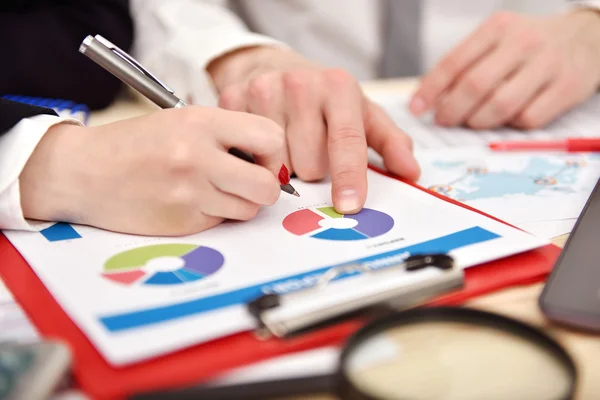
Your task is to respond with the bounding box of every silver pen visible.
[79,34,300,197]
[79,34,186,109]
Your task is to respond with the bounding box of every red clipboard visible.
[0,166,561,400]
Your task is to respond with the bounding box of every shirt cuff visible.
[165,30,290,106]
[0,115,82,231]
[146,3,290,106]
[568,1,600,12]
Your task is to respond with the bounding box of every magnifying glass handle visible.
[130,374,337,400]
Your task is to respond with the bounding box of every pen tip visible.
[293,191,300,197]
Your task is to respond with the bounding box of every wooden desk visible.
[88,79,597,400]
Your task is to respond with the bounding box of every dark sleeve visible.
[0,98,58,136]
[0,0,134,110]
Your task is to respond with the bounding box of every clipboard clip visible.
[79,34,175,94]
[248,254,463,339]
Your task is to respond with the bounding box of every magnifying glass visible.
[134,307,577,400]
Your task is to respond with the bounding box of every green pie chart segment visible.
[104,244,196,271]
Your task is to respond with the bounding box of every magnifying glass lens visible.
[344,321,573,400]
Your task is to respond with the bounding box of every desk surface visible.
[88,79,596,400]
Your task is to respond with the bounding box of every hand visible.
[410,9,600,130]
[208,47,420,214]
[19,107,286,236]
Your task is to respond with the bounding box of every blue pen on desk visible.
[78,34,299,197]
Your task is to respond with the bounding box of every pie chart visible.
[102,244,224,286]
[282,206,394,241]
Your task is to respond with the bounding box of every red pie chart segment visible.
[102,269,146,284]
[282,209,323,235]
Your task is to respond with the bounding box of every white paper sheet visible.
[366,91,600,239]
[369,92,600,150]
[0,279,39,344]
[413,148,600,239]
[0,279,86,399]
[517,219,577,240]
[208,346,340,386]
[2,170,546,365]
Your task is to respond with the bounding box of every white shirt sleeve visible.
[130,0,290,106]
[573,0,600,6]
[0,115,82,232]
[569,0,600,11]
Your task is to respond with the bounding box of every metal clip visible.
[248,253,462,339]
[315,263,370,290]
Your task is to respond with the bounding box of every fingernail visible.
[336,189,361,214]
[410,96,426,115]
[278,164,290,185]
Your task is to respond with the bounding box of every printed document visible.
[0,279,38,344]
[415,148,600,239]
[369,92,600,150]
[2,170,546,365]
[367,92,600,238]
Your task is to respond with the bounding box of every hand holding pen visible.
[79,34,299,197]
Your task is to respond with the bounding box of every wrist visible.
[566,7,600,84]
[207,46,274,91]
[20,123,92,224]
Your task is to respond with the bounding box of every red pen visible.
[229,148,299,197]
[489,138,600,153]
[279,164,300,197]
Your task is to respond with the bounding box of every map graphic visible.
[428,157,591,202]
[283,206,394,241]
[102,244,224,286]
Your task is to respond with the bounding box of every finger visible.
[365,101,420,180]
[246,74,293,173]
[510,75,584,130]
[202,187,261,222]
[283,70,329,181]
[246,73,286,127]
[410,12,514,115]
[465,51,557,129]
[208,151,280,206]
[434,39,533,127]
[219,85,248,112]
[212,108,286,176]
[323,69,368,214]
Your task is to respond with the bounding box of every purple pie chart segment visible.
[182,246,225,275]
[344,208,394,238]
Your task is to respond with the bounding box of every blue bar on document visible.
[40,223,82,242]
